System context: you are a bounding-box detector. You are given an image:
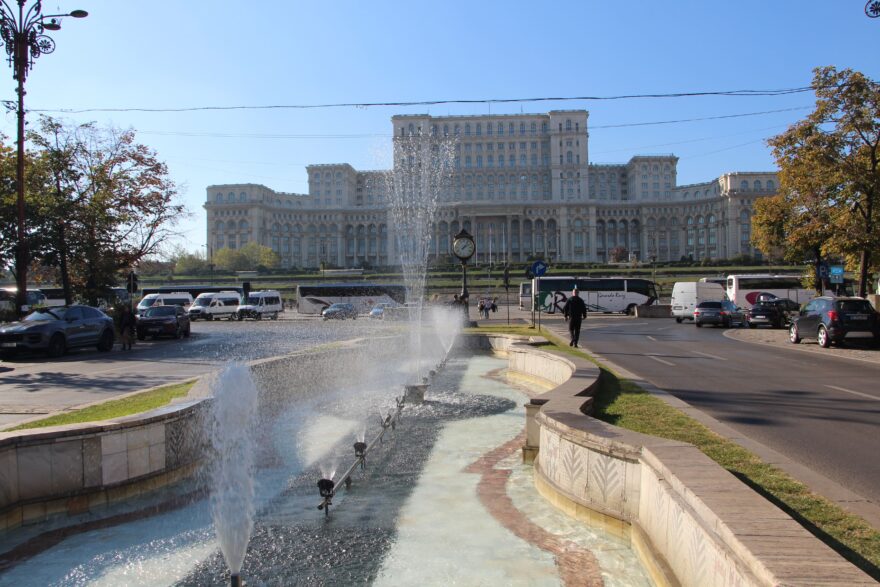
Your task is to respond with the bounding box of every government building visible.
[205,110,778,269]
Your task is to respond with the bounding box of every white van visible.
[671,281,727,323]
[188,291,241,321]
[136,292,194,316]
[236,290,283,320]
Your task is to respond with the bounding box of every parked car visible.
[746,298,801,329]
[789,296,880,348]
[0,305,115,358]
[693,300,746,328]
[369,303,394,319]
[322,303,358,320]
[137,305,191,340]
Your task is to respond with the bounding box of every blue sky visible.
[2,1,877,255]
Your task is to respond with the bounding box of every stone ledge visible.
[485,333,875,586]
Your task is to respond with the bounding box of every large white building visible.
[205,110,777,268]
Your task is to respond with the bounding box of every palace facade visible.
[205,110,777,268]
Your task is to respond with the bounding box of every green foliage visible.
[765,66,880,296]
[212,242,279,272]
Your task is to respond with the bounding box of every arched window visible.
[454,124,461,135]
[530,122,537,135]
[766,179,775,191]
[487,122,493,135]
[239,192,247,202]
[408,123,415,135]
[216,193,223,202]
[509,122,515,135]
[566,151,573,164]
[519,122,525,135]
[228,192,235,202]
[476,123,481,136]
[239,220,249,231]
[566,119,572,131]
[465,123,471,136]
[753,180,762,191]
[443,124,449,136]
[740,180,749,191]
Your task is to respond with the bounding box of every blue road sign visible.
[829,265,844,284]
[531,260,548,277]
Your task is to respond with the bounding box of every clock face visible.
[453,237,475,260]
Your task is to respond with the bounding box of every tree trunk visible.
[57,222,72,306]
[858,248,871,298]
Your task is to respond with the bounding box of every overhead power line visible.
[22,85,824,115]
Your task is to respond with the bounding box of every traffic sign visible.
[829,265,844,284]
[531,260,548,277]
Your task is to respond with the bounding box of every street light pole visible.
[0,1,87,315]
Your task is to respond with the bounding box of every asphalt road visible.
[570,315,880,507]
[0,316,394,427]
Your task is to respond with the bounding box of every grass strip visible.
[4,381,196,432]
[467,324,880,579]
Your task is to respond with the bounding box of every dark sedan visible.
[694,300,746,328]
[0,305,115,358]
[137,305,191,340]
[746,298,800,329]
[321,303,358,320]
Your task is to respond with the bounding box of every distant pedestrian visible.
[562,288,587,348]
[119,305,137,351]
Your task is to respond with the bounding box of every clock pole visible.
[452,228,475,323]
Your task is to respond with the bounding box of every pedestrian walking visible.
[562,288,587,348]
[119,305,137,351]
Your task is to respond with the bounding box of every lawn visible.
[4,380,196,432]
[467,324,880,579]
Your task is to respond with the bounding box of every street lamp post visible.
[0,1,87,315]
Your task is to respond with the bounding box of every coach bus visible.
[532,276,658,315]
[141,285,243,300]
[725,274,814,309]
[296,283,407,315]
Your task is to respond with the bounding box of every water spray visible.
[316,387,415,515]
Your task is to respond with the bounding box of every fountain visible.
[383,128,457,385]
[208,363,258,586]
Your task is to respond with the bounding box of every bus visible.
[532,276,658,315]
[518,281,532,310]
[296,283,407,315]
[141,285,243,299]
[725,274,814,309]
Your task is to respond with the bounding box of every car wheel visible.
[789,324,801,344]
[271,312,278,320]
[817,325,831,348]
[747,321,755,329]
[174,324,182,340]
[47,333,66,358]
[206,315,213,321]
[256,313,262,321]
[97,329,114,352]
[675,317,682,324]
[235,313,242,321]
[626,304,637,316]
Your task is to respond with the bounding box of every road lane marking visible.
[646,336,657,341]
[647,354,675,366]
[692,351,728,361]
[825,385,878,401]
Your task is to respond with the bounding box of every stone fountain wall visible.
[461,333,875,587]
[0,337,401,535]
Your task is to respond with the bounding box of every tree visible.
[212,247,249,271]
[239,242,280,270]
[26,117,187,304]
[174,251,208,275]
[764,66,880,297]
[608,246,628,263]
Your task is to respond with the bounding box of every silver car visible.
[0,305,115,358]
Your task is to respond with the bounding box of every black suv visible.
[747,298,801,329]
[789,296,880,348]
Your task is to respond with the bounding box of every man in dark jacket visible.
[562,288,587,347]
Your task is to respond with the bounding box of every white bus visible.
[533,276,659,315]
[296,283,407,315]
[726,274,814,309]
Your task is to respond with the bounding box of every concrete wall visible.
[0,337,404,534]
[499,335,874,586]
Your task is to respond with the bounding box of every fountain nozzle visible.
[318,478,335,499]
[230,573,242,587]
[354,441,367,459]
